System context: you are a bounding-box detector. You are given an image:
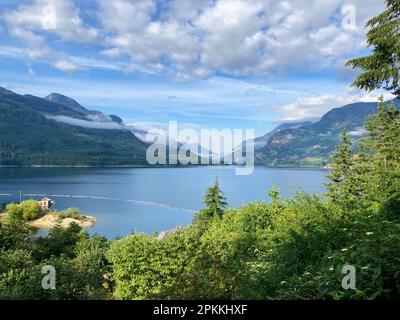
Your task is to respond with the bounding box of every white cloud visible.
[0,45,25,58]
[5,0,98,43]
[53,60,79,72]
[3,0,98,64]
[45,115,126,130]
[1,0,386,78]
[276,89,395,122]
[28,67,35,75]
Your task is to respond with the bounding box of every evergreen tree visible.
[362,97,400,168]
[203,177,228,218]
[360,98,400,215]
[326,131,359,208]
[346,0,400,97]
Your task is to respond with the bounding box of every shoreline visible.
[0,212,96,230]
[0,164,328,170]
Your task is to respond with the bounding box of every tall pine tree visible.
[326,130,359,209]
[346,0,400,97]
[203,177,228,218]
[359,98,400,216]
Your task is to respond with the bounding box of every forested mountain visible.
[255,99,400,167]
[0,88,148,166]
[253,121,314,150]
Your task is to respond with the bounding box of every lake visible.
[0,166,328,239]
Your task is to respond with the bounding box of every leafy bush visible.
[0,221,111,300]
[59,208,84,220]
[6,203,24,220]
[6,200,43,222]
[20,200,43,221]
[107,227,200,300]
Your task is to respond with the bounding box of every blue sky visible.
[0,0,390,137]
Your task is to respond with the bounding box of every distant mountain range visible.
[254,99,400,167]
[0,88,148,166]
[0,87,398,167]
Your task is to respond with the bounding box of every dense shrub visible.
[0,220,111,300]
[6,200,43,222]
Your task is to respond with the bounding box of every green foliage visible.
[21,200,43,221]
[276,212,400,300]
[35,223,88,259]
[73,236,111,299]
[0,218,33,251]
[346,0,400,97]
[107,228,199,300]
[59,208,84,220]
[0,218,111,300]
[201,177,228,219]
[325,131,365,209]
[6,200,43,222]
[168,202,274,299]
[355,98,400,218]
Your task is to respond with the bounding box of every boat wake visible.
[21,193,197,213]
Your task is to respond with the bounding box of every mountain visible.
[253,121,314,151]
[230,121,313,163]
[44,92,124,124]
[255,99,400,167]
[45,93,90,115]
[0,88,149,166]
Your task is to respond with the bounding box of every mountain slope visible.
[0,88,149,166]
[252,121,314,150]
[45,92,90,115]
[256,99,400,167]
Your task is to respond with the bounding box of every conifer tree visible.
[326,131,358,208]
[203,177,228,218]
[362,97,400,169]
[346,0,400,97]
[360,98,400,215]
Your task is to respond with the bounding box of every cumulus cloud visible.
[2,0,386,77]
[4,0,98,43]
[276,89,395,122]
[3,0,98,66]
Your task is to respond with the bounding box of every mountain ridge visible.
[0,88,148,166]
[255,99,400,167]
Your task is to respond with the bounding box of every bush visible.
[59,208,84,220]
[35,223,88,259]
[107,227,200,300]
[6,203,24,220]
[6,200,43,222]
[20,200,42,221]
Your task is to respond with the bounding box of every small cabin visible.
[39,197,55,210]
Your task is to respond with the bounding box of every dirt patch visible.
[29,212,96,229]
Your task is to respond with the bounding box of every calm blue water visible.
[0,167,328,239]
